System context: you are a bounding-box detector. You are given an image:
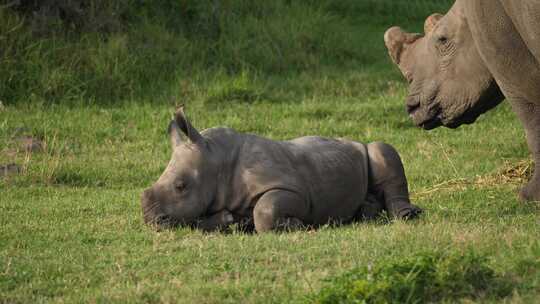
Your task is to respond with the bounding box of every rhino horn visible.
[384,27,422,65]
[170,105,204,146]
[424,13,443,34]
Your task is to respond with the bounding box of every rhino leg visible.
[195,210,234,232]
[253,190,307,232]
[366,142,422,219]
[510,100,540,202]
[355,193,385,220]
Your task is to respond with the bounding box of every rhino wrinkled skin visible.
[384,0,540,201]
[141,108,421,232]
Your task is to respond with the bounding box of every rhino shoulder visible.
[499,0,540,62]
[464,0,540,100]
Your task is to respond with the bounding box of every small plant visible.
[311,249,514,303]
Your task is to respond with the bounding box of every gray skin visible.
[384,0,540,202]
[141,108,421,233]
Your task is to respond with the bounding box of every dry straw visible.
[413,160,534,199]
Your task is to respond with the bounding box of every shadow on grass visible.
[148,213,398,235]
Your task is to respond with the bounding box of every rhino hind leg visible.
[253,190,307,233]
[519,180,540,202]
[355,193,385,220]
[510,99,540,202]
[366,142,422,219]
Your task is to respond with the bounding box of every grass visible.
[1,0,539,303]
[1,81,539,303]
[0,0,452,106]
[313,249,516,303]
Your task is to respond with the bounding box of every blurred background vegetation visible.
[0,0,452,105]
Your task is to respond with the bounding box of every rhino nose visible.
[406,97,421,115]
[141,188,158,223]
[407,103,421,115]
[157,214,177,226]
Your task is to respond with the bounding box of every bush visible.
[311,249,514,303]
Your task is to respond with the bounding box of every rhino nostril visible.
[406,102,420,114]
[155,214,168,222]
[406,76,413,85]
[403,71,413,84]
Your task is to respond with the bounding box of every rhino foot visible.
[518,181,540,202]
[392,202,423,220]
[274,217,304,231]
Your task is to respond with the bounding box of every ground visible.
[2,74,539,303]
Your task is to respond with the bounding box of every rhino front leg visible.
[253,190,308,233]
[366,142,422,219]
[195,210,234,232]
[510,99,540,202]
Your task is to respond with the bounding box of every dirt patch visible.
[13,135,44,153]
[0,163,21,179]
[3,127,45,156]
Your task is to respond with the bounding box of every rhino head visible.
[384,2,504,129]
[141,107,218,228]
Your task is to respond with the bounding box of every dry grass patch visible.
[413,160,534,199]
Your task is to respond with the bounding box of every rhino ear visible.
[174,106,204,145]
[424,13,443,34]
[384,27,421,65]
[168,120,183,148]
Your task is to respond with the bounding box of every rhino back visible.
[237,135,369,224]
[202,129,369,224]
[464,0,540,102]
[286,136,369,224]
[501,1,540,63]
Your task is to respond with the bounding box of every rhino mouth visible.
[406,96,443,130]
[408,105,442,130]
[408,95,492,130]
[444,112,479,128]
[147,214,180,228]
[419,115,443,130]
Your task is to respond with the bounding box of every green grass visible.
[2,80,539,303]
[313,249,517,303]
[1,0,539,303]
[0,0,452,106]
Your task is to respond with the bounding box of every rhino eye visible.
[434,34,454,57]
[437,36,448,44]
[175,180,187,192]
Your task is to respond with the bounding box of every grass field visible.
[1,1,539,303]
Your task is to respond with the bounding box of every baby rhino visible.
[141,107,421,233]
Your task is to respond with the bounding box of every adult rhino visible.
[141,107,421,233]
[384,0,540,201]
